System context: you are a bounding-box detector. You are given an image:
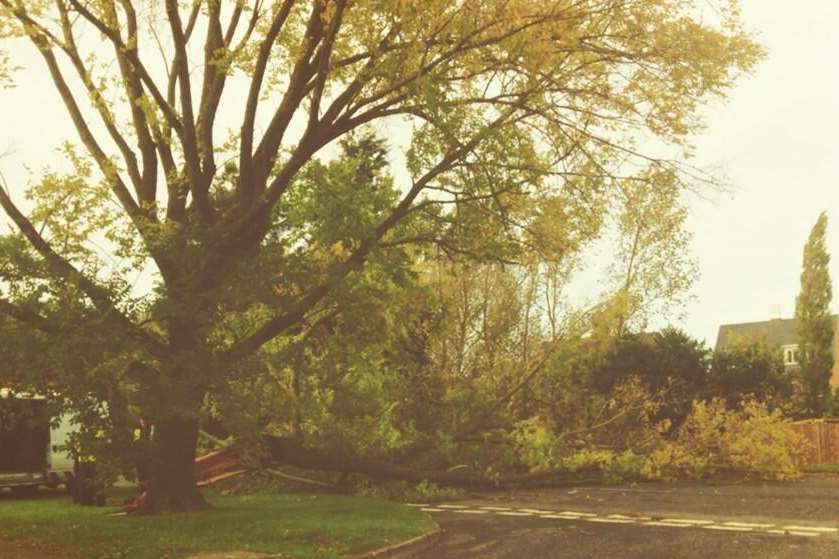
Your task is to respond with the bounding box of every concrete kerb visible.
[182,528,444,559]
[343,524,444,559]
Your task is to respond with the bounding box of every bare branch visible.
[165,0,209,221]
[223,109,515,360]
[51,0,145,202]
[194,0,225,203]
[249,2,328,190]
[237,0,297,205]
[306,0,347,130]
[2,2,143,223]
[113,0,160,205]
[65,0,184,135]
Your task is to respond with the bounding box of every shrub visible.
[645,399,807,480]
[562,449,647,484]
[725,400,808,479]
[513,389,806,482]
[511,416,564,470]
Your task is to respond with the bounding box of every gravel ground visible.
[0,540,70,559]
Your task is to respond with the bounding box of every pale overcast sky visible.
[681,0,839,345]
[1,0,837,348]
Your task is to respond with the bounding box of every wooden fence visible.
[792,419,839,465]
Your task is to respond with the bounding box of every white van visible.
[0,388,75,493]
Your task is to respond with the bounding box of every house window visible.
[783,346,800,365]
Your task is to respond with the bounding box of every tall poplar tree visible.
[795,212,834,417]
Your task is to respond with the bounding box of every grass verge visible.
[0,489,435,559]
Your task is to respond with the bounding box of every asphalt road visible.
[412,476,839,558]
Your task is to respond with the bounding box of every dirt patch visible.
[0,540,72,559]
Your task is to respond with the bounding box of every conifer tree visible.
[795,212,834,416]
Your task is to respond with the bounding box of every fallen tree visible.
[261,435,601,489]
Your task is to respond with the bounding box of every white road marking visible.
[422,504,837,540]
[609,514,651,521]
[722,522,774,529]
[782,526,838,533]
[788,531,823,538]
[586,518,636,525]
[704,525,753,533]
[643,521,692,528]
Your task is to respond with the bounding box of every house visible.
[715,317,839,387]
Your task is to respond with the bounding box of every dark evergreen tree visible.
[795,212,834,417]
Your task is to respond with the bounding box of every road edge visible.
[344,524,444,559]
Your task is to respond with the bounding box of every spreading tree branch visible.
[0,183,167,359]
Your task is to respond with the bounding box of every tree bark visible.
[134,418,209,514]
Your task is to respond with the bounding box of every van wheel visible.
[45,473,60,489]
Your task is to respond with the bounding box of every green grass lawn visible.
[0,489,435,559]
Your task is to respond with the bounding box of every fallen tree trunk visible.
[262,435,600,489]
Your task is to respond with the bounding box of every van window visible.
[0,398,49,473]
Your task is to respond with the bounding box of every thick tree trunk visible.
[134,418,209,514]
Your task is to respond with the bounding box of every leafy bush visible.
[512,378,669,483]
[644,399,807,480]
[514,393,807,483]
[511,416,564,470]
[562,449,647,484]
[726,401,808,478]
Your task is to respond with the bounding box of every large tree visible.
[795,211,834,417]
[0,0,760,512]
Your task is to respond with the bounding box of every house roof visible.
[715,316,839,352]
[715,318,798,352]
